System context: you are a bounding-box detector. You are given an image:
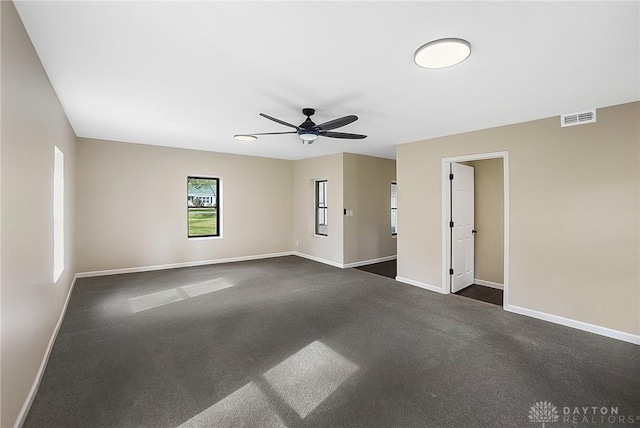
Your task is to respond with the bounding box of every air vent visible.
[561,109,596,127]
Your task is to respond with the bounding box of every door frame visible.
[441,151,510,308]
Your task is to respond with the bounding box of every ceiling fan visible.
[234,108,367,145]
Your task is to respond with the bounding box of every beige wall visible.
[77,144,397,272]
[397,102,639,335]
[75,138,293,273]
[293,153,344,265]
[293,153,397,266]
[465,159,504,284]
[1,2,78,426]
[343,153,396,265]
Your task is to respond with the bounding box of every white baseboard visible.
[474,279,504,290]
[293,253,397,269]
[343,255,397,269]
[15,274,77,428]
[395,276,447,294]
[505,304,640,345]
[76,252,295,278]
[292,252,344,269]
[78,252,394,275]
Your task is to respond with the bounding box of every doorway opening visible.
[455,282,503,306]
[441,152,509,308]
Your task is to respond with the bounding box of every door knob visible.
[472,229,477,234]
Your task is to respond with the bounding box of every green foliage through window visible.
[188,177,219,237]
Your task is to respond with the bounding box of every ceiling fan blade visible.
[259,113,299,130]
[320,131,367,139]
[251,131,297,136]
[316,115,358,131]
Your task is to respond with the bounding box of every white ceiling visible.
[14,1,640,160]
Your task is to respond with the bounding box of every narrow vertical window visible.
[187,176,220,238]
[391,181,398,235]
[315,180,328,236]
[53,147,64,282]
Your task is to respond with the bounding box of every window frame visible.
[53,146,64,282]
[315,180,328,236]
[187,176,220,239]
[391,181,398,236]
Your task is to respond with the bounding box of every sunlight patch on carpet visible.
[181,278,234,297]
[128,289,183,313]
[177,382,287,428]
[128,278,235,313]
[263,341,358,418]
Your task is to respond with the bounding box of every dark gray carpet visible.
[25,256,640,427]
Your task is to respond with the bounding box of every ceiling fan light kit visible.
[235,108,367,145]
[299,132,319,143]
[414,38,471,69]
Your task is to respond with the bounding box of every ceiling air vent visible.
[561,109,596,127]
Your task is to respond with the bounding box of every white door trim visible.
[441,151,510,309]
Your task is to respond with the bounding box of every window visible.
[53,147,64,282]
[315,180,328,236]
[187,176,219,238]
[391,181,398,235]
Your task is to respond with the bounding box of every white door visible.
[451,163,475,292]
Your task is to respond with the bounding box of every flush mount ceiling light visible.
[234,134,257,141]
[414,38,471,69]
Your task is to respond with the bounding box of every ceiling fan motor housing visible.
[298,108,320,142]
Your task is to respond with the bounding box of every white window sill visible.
[188,235,223,241]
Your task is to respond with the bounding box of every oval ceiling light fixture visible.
[414,38,471,69]
[234,134,257,141]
